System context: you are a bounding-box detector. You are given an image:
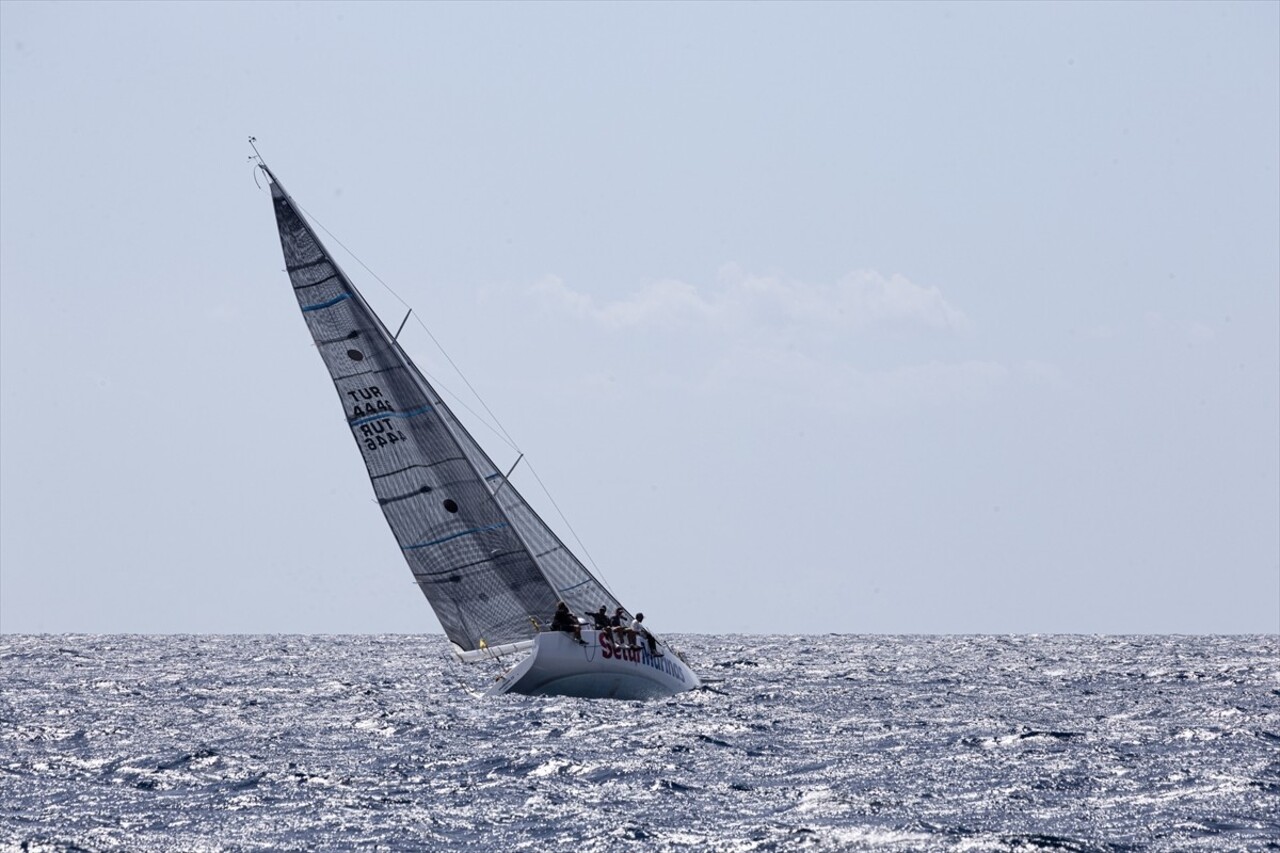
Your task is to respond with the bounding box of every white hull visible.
[487,630,701,700]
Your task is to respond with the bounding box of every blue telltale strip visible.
[301,293,352,312]
[349,405,433,428]
[405,522,509,551]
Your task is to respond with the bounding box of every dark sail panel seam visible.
[333,367,381,380]
[294,273,339,291]
[331,364,410,382]
[287,258,331,273]
[413,551,513,578]
[372,463,436,481]
[378,488,430,507]
[370,456,466,481]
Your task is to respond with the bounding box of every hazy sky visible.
[2,1,1276,635]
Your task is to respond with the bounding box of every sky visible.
[1,1,1276,636]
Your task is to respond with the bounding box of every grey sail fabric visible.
[442,408,625,620]
[266,169,566,651]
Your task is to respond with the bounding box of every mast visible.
[260,157,565,650]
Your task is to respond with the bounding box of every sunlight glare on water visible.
[1,634,1276,851]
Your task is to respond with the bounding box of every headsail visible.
[263,165,616,652]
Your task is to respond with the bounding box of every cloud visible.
[532,267,971,334]
[519,266,1044,416]
[722,266,972,333]
[532,275,716,328]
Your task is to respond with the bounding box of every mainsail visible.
[264,166,622,653]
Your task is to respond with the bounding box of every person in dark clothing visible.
[610,607,628,646]
[550,601,585,643]
[585,605,610,630]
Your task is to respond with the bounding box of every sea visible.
[1,634,1276,852]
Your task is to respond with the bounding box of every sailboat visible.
[257,153,701,699]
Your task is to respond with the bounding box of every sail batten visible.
[265,166,577,651]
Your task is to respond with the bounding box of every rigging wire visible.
[287,194,616,598]
[517,457,610,597]
[296,206,521,451]
[249,136,619,600]
[289,200,521,455]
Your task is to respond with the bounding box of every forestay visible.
[264,167,620,654]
